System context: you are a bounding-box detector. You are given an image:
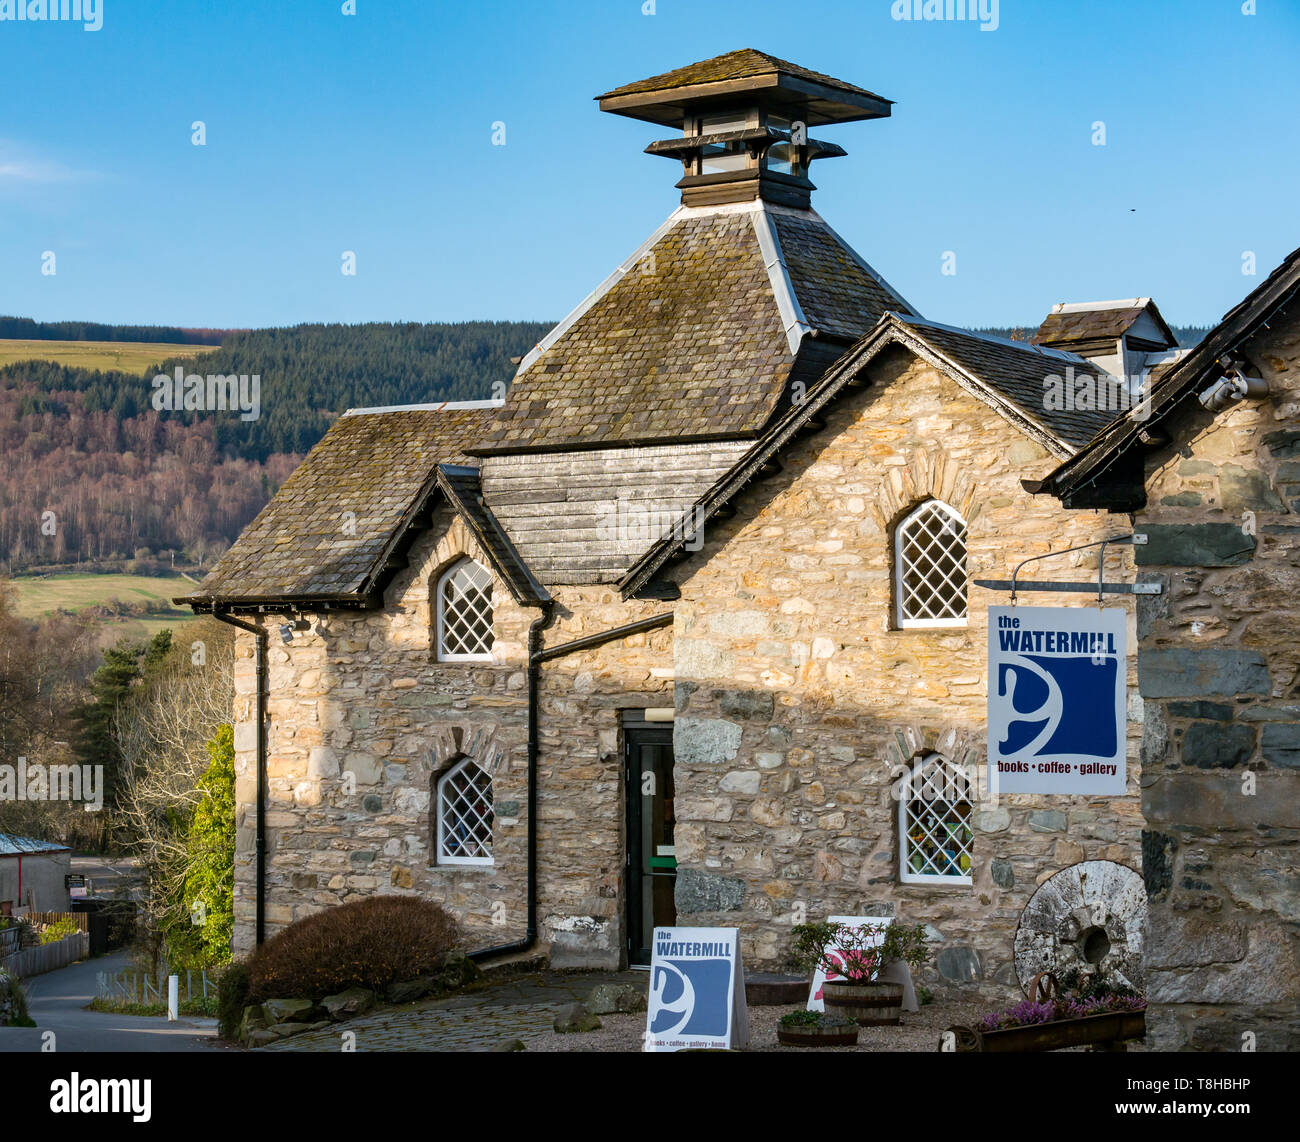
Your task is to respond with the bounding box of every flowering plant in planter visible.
[975,993,1146,1033]
[791,921,931,1027]
[975,969,1145,1032]
[790,921,930,984]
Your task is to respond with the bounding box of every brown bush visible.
[247,897,460,1001]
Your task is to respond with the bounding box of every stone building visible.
[1031,246,1300,1050]
[184,50,1171,994]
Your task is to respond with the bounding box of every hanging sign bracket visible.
[973,534,1163,606]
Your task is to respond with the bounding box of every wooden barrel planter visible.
[823,980,904,1026]
[942,1009,1146,1052]
[777,1017,860,1047]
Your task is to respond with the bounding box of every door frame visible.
[623,712,675,967]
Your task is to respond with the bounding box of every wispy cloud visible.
[0,141,100,185]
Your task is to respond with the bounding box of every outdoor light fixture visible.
[1198,360,1269,412]
[278,619,310,644]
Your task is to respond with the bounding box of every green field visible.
[10,572,197,621]
[0,338,218,374]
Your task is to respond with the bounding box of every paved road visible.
[69,854,143,901]
[0,951,222,1053]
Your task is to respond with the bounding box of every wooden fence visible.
[25,910,89,932]
[2,932,89,978]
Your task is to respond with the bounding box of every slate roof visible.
[1034,298,1176,349]
[1029,246,1300,504]
[436,466,549,605]
[773,212,916,340]
[620,312,1129,598]
[470,204,916,455]
[900,317,1120,450]
[178,402,544,609]
[0,833,70,856]
[597,48,890,105]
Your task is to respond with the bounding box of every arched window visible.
[895,500,968,628]
[899,753,973,886]
[436,758,494,866]
[436,558,494,661]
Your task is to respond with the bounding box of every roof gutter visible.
[211,610,268,947]
[467,607,674,965]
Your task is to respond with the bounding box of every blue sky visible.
[1,0,1296,330]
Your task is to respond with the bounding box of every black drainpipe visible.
[212,610,269,947]
[467,600,556,963]
[468,607,673,964]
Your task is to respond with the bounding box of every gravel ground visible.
[522,998,987,1053]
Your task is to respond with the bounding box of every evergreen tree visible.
[165,724,235,967]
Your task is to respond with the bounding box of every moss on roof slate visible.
[1034,305,1162,346]
[774,212,916,337]
[598,48,888,103]
[474,207,911,454]
[181,406,496,604]
[475,211,794,452]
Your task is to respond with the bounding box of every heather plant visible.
[975,993,1146,1033]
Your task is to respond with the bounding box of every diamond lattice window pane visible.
[900,755,973,883]
[438,759,494,864]
[438,559,494,659]
[897,501,967,624]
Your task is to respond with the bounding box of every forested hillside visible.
[0,320,550,571]
[0,316,234,345]
[1,316,1205,574]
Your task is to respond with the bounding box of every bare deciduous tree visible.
[113,619,233,972]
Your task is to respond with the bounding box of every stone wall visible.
[230,506,533,954]
[1133,313,1300,1051]
[668,347,1145,994]
[230,502,673,967]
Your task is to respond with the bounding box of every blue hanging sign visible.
[988,606,1127,795]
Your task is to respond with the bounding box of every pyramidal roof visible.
[597,48,892,107]
[470,201,918,454]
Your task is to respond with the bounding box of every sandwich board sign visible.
[988,606,1126,796]
[644,926,749,1051]
[806,915,892,1012]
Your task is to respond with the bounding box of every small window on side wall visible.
[436,758,494,866]
[895,500,968,628]
[436,557,494,661]
[899,753,973,886]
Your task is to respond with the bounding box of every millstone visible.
[1012,860,1146,995]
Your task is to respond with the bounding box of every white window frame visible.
[435,757,494,867]
[894,499,969,629]
[898,753,974,887]
[435,557,495,662]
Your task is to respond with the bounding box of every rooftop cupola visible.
[596,49,893,210]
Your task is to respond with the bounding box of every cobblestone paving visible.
[260,971,646,1053]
